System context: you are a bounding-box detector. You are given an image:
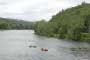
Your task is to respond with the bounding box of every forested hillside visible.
[34,2,90,42]
[0,17,34,29]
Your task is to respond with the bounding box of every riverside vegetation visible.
[34,2,90,42]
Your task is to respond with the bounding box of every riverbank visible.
[34,3,90,42]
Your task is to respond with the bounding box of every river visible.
[0,30,90,60]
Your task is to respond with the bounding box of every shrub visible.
[80,33,90,42]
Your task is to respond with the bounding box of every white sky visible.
[0,0,90,21]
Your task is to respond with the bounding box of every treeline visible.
[0,17,34,29]
[34,2,90,42]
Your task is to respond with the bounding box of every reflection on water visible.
[0,30,90,60]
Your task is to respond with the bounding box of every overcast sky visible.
[0,0,90,21]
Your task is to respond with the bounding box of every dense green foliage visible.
[34,3,90,42]
[0,17,34,29]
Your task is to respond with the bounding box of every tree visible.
[83,15,90,33]
[58,25,68,39]
[0,22,8,29]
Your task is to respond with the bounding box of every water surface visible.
[0,30,90,60]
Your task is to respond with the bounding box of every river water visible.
[0,30,90,60]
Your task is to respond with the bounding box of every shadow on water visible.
[70,46,90,59]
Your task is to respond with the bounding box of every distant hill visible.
[0,17,34,29]
[34,2,90,42]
